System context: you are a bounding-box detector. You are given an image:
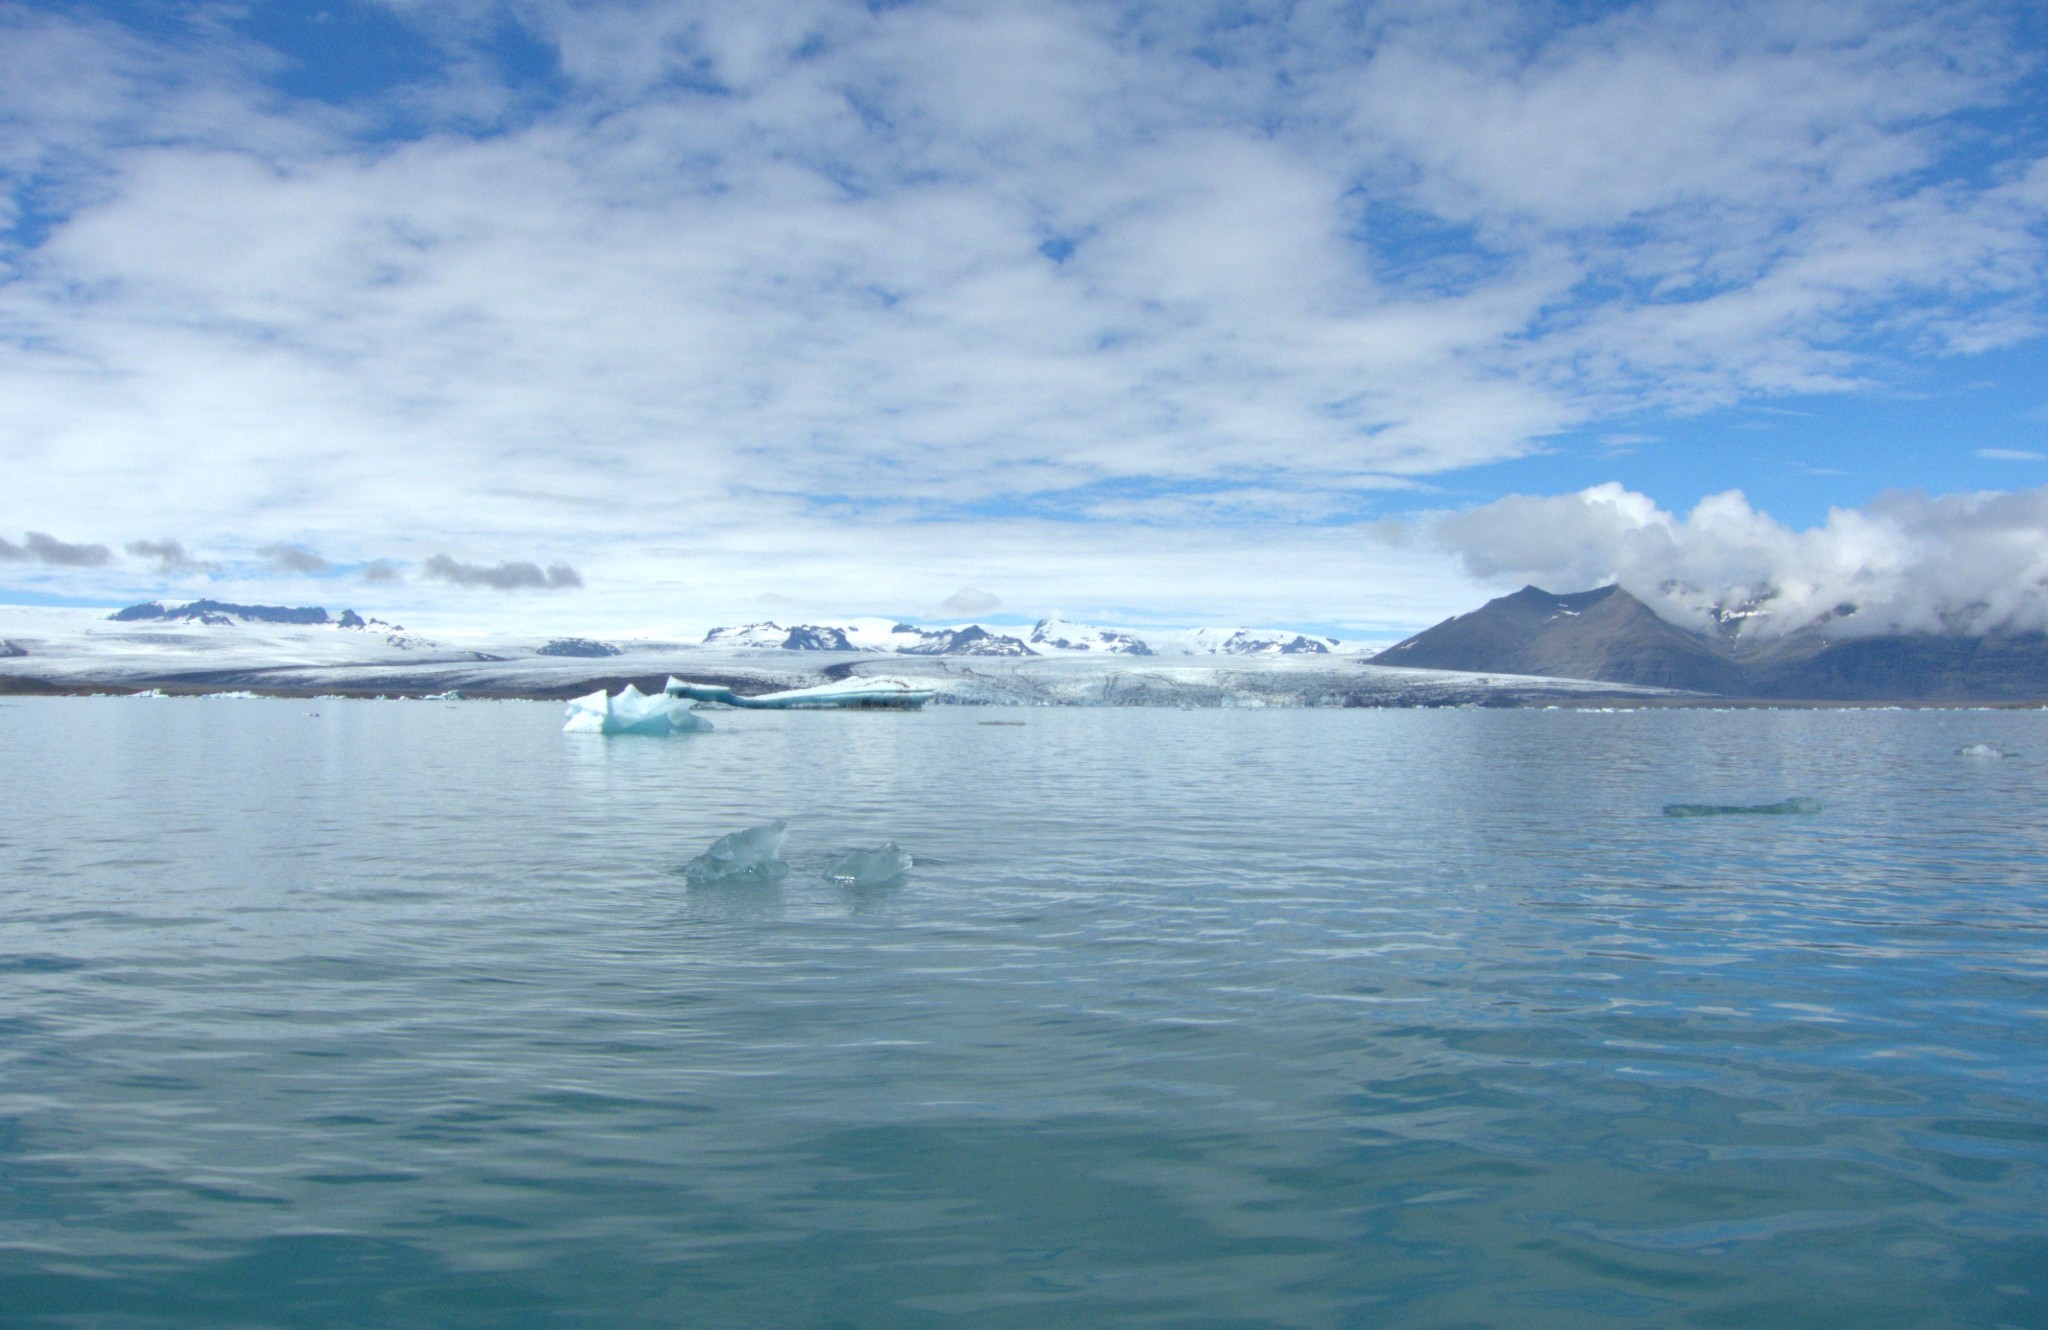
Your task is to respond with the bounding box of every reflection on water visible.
[1,697,2045,1328]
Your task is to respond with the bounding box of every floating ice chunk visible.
[1663,798,1823,818]
[562,683,709,735]
[1956,742,2014,758]
[664,676,933,710]
[824,842,912,887]
[684,820,790,885]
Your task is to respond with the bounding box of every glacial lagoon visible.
[1,698,2044,1328]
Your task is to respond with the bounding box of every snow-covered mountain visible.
[695,617,1360,656]
[1159,628,1341,655]
[1026,618,1152,654]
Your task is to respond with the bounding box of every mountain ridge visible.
[1374,585,2048,700]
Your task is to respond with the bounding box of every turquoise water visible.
[1,698,2045,1329]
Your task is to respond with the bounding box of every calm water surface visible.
[1,698,2045,1328]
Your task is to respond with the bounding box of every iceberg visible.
[683,820,790,885]
[1663,797,1823,818]
[562,683,709,735]
[1956,743,2014,758]
[664,676,934,710]
[823,842,912,888]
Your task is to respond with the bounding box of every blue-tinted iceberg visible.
[562,683,708,735]
[1663,797,1822,818]
[824,842,912,887]
[684,820,790,885]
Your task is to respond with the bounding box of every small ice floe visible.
[562,683,708,736]
[664,676,933,710]
[683,820,789,886]
[201,690,261,699]
[1663,798,1823,818]
[129,688,170,699]
[423,689,464,701]
[1956,742,2014,759]
[823,843,912,888]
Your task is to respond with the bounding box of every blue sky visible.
[1,0,2045,637]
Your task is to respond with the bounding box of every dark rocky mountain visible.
[0,640,25,658]
[1374,584,2048,700]
[113,600,335,625]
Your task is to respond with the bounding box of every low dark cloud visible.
[126,538,220,575]
[359,560,402,584]
[256,543,331,574]
[420,554,582,591]
[0,531,114,566]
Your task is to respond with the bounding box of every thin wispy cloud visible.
[126,538,220,575]
[256,543,331,574]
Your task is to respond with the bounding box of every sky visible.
[1,0,2045,639]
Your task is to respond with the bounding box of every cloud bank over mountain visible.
[1433,482,2048,639]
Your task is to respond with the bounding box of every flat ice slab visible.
[563,683,709,735]
[663,676,934,710]
[1662,797,1822,818]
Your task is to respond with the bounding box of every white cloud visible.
[0,1,2042,625]
[1977,448,2045,462]
[1434,481,2048,638]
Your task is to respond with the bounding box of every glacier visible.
[562,682,709,735]
[684,821,790,885]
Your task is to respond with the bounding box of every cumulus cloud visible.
[0,531,114,566]
[256,543,331,574]
[938,587,1001,615]
[125,538,219,575]
[420,554,582,591]
[359,559,402,584]
[1433,482,2048,639]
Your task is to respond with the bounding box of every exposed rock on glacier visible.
[684,821,790,885]
[562,683,709,735]
[538,638,623,658]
